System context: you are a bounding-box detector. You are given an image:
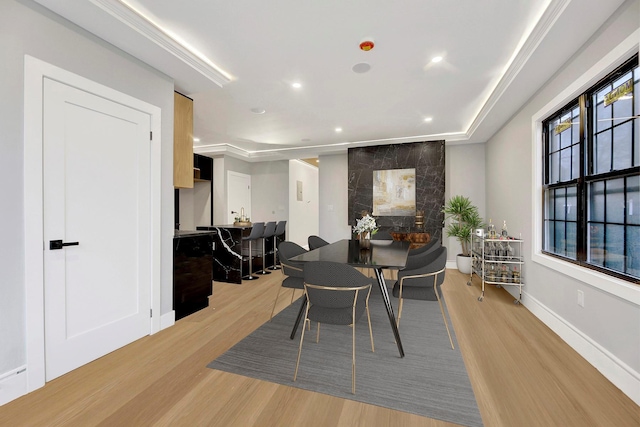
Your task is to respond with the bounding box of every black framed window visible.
[542,55,640,282]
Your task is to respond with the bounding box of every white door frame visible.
[23,55,162,394]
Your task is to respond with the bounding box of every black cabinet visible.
[194,153,213,181]
[173,231,215,320]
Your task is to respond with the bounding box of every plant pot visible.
[456,254,472,274]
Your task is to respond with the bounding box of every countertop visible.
[174,229,218,238]
[197,224,253,230]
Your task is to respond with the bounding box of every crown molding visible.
[466,0,571,137]
[194,130,470,161]
[89,0,232,87]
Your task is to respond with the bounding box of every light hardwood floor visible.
[1,269,638,426]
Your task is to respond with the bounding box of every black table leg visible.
[290,294,308,339]
[374,268,405,358]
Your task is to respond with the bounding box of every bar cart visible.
[467,230,524,304]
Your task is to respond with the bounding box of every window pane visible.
[606,178,625,224]
[550,124,560,152]
[605,224,625,272]
[560,125,571,150]
[566,222,577,259]
[560,148,572,181]
[567,186,577,221]
[589,223,605,266]
[555,222,565,254]
[595,87,611,133]
[544,220,554,252]
[555,189,566,220]
[628,176,640,225]
[590,181,605,222]
[572,145,580,178]
[634,118,639,167]
[545,189,554,220]
[550,151,559,183]
[612,122,632,170]
[627,225,640,277]
[595,131,612,174]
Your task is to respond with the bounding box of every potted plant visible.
[443,195,484,274]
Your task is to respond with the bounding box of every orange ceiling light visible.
[359,40,374,51]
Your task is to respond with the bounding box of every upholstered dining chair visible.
[294,261,375,394]
[308,235,329,250]
[270,241,307,320]
[407,237,440,258]
[391,246,454,349]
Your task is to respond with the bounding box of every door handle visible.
[49,240,80,250]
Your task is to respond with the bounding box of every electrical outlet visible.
[577,290,584,307]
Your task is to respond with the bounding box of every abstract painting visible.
[373,168,416,216]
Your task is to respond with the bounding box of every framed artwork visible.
[372,168,416,216]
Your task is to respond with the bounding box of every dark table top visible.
[290,239,411,269]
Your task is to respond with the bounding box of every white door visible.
[43,78,152,381]
[227,171,251,223]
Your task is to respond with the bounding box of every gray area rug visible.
[208,288,483,427]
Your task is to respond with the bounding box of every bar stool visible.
[242,222,265,280]
[269,220,287,270]
[258,221,277,275]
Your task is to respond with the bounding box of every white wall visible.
[178,181,212,230]
[288,160,319,247]
[319,154,352,243]
[485,0,640,403]
[213,157,225,224]
[444,143,486,260]
[0,0,174,401]
[251,160,289,225]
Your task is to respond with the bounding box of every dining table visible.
[289,238,411,357]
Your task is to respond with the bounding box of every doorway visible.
[24,56,162,391]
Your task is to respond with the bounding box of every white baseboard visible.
[160,310,175,330]
[446,261,457,270]
[523,291,640,406]
[0,366,27,406]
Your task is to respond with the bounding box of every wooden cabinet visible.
[174,92,194,188]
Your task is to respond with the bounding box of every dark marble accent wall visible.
[348,141,445,241]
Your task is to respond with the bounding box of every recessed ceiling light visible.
[301,138,311,142]
[352,62,371,74]
[335,127,343,133]
[431,56,443,63]
[193,137,200,142]
[424,117,433,123]
[250,107,266,114]
[292,82,302,89]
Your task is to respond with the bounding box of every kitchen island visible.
[197,224,284,284]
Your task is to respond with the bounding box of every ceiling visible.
[35,0,626,161]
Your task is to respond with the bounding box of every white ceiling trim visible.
[195,130,469,161]
[465,0,570,138]
[89,0,232,87]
